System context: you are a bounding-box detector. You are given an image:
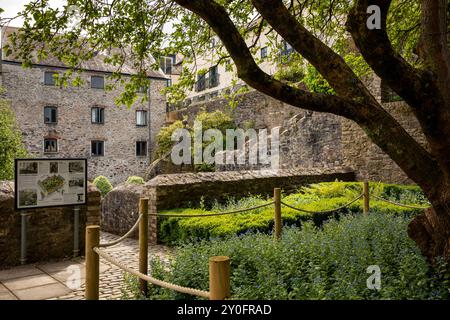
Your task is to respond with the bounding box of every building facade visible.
[167,29,295,105]
[1,27,168,184]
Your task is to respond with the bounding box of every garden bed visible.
[157,182,429,245]
[126,213,450,300]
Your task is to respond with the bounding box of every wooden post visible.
[363,181,370,214]
[274,188,282,240]
[85,225,100,300]
[139,198,149,297]
[209,256,230,300]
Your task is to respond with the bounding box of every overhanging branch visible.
[173,0,443,190]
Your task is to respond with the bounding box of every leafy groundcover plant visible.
[123,213,450,300]
[157,182,430,245]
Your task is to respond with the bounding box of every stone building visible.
[0,27,168,184]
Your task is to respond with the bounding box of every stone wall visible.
[170,87,424,184]
[173,90,343,173]
[341,101,428,183]
[0,181,101,269]
[177,90,300,131]
[1,62,167,185]
[101,183,144,238]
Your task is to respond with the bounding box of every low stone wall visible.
[101,183,156,243]
[145,168,354,211]
[0,181,101,269]
[101,183,144,238]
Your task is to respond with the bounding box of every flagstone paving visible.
[0,232,174,300]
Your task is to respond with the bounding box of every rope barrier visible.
[149,201,275,218]
[371,195,430,209]
[98,213,142,248]
[280,194,363,214]
[93,247,210,299]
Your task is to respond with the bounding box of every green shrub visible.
[302,63,336,95]
[93,175,113,197]
[124,213,450,300]
[156,120,185,157]
[156,182,427,245]
[155,110,236,171]
[0,90,28,180]
[126,176,145,185]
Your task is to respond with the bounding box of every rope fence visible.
[371,194,430,209]
[149,201,275,218]
[93,246,211,299]
[98,213,141,248]
[280,194,363,214]
[85,182,431,300]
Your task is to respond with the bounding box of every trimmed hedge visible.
[157,182,428,245]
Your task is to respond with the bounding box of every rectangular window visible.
[44,106,57,124]
[261,47,268,59]
[44,139,58,153]
[44,71,57,86]
[91,141,104,156]
[160,57,173,74]
[91,107,104,124]
[209,65,219,88]
[136,110,148,126]
[167,54,176,64]
[196,74,206,92]
[91,76,105,89]
[136,141,147,157]
[280,40,294,63]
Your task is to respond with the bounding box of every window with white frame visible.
[91,107,105,124]
[91,140,104,156]
[136,110,148,126]
[44,106,57,124]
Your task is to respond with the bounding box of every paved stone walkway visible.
[0,232,173,300]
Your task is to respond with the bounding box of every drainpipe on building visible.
[148,83,152,161]
[0,45,3,88]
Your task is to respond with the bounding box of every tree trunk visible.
[408,184,450,264]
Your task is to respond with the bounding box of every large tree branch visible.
[250,0,377,105]
[174,0,443,192]
[347,0,450,177]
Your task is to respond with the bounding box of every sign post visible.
[73,207,80,257]
[14,158,87,264]
[20,211,27,265]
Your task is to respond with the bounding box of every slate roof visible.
[1,26,168,79]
